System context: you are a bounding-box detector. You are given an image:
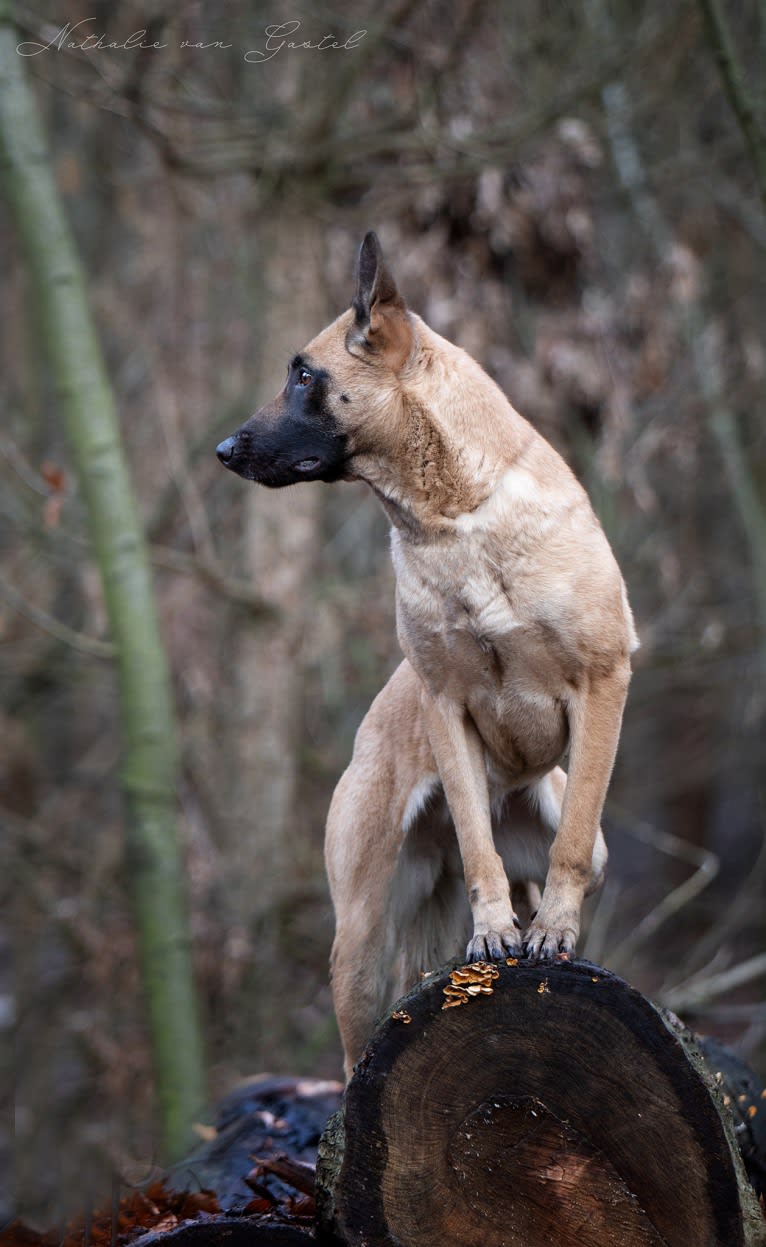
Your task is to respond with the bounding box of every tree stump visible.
[316,958,766,1247]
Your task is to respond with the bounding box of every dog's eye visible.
[297,368,312,387]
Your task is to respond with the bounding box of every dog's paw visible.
[523,913,578,962]
[466,924,522,962]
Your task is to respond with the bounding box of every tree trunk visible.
[230,217,327,917]
[317,959,766,1247]
[219,215,329,1068]
[0,2,205,1158]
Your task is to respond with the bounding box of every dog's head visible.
[216,232,414,487]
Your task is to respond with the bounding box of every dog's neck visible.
[357,408,489,535]
[353,321,532,538]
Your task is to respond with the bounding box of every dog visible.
[217,232,638,1077]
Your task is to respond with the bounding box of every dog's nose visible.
[216,436,236,464]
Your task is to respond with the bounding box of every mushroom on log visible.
[316,958,766,1247]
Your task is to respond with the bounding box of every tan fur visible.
[268,238,636,1078]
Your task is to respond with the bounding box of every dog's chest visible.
[392,536,520,687]
[391,531,571,776]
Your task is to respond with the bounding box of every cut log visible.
[132,1221,313,1247]
[697,1034,766,1198]
[316,958,766,1247]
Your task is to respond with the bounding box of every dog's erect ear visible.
[349,232,411,367]
[353,231,402,322]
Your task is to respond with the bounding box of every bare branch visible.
[150,545,276,616]
[662,951,766,1012]
[682,813,766,977]
[696,0,766,209]
[152,367,217,564]
[16,7,684,193]
[301,0,423,149]
[599,66,766,668]
[0,498,272,616]
[0,570,115,658]
[606,811,719,970]
[0,432,48,493]
[581,876,621,965]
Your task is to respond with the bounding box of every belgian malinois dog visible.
[217,232,637,1076]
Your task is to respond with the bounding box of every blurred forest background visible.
[1,0,765,1226]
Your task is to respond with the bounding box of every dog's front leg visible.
[524,663,631,960]
[423,695,522,961]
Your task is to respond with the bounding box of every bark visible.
[0,2,205,1158]
[316,959,766,1247]
[133,1221,313,1246]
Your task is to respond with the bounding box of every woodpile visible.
[6,964,764,1246]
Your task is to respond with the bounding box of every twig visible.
[688,1002,766,1021]
[249,1153,316,1198]
[302,0,422,150]
[149,545,275,616]
[599,60,766,668]
[0,432,48,493]
[606,809,719,971]
[151,364,217,564]
[713,180,766,250]
[661,946,731,1003]
[15,12,680,189]
[705,393,766,636]
[696,0,766,209]
[1,498,272,615]
[677,819,766,978]
[145,399,244,541]
[582,876,621,965]
[661,951,766,1012]
[0,570,115,657]
[739,1014,766,1059]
